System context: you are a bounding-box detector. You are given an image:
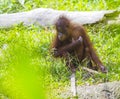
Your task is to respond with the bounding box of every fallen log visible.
[59,81,120,99]
[0,8,115,27]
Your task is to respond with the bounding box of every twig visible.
[70,72,77,96]
[82,67,100,74]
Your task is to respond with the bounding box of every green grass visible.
[0,0,120,14]
[0,24,70,98]
[0,0,120,99]
[0,23,120,98]
[0,25,49,99]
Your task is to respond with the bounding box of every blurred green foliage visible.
[0,25,48,99]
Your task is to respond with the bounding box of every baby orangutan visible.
[51,16,107,73]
